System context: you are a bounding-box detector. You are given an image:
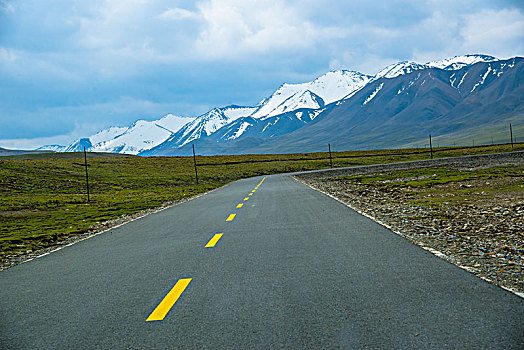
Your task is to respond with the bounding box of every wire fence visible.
[195,142,522,167]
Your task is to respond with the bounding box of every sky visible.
[1,0,523,149]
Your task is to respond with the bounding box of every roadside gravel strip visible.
[295,151,524,297]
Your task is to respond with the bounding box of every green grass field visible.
[1,142,522,258]
[340,166,524,189]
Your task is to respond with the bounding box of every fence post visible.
[328,143,333,168]
[510,123,514,149]
[429,134,433,160]
[83,146,90,203]
[192,144,199,184]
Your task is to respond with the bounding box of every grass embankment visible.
[339,165,523,219]
[341,166,523,192]
[1,143,522,260]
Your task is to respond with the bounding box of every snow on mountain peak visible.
[426,54,497,70]
[374,61,429,80]
[90,120,167,155]
[89,126,128,145]
[309,70,372,104]
[35,144,66,152]
[171,105,257,148]
[250,70,371,119]
[259,90,324,119]
[221,105,257,120]
[155,114,194,132]
[82,114,194,155]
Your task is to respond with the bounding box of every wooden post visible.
[83,146,90,203]
[429,135,433,160]
[328,143,333,168]
[192,144,199,184]
[510,123,514,149]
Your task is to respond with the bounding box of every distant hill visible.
[0,147,53,157]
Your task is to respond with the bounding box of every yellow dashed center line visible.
[147,176,267,323]
[205,233,223,248]
[256,177,266,187]
[146,278,192,322]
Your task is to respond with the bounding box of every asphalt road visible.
[1,174,523,349]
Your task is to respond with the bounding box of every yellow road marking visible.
[236,203,243,208]
[146,278,192,322]
[248,193,253,196]
[244,197,249,201]
[205,233,223,248]
[251,190,256,193]
[226,213,236,221]
[257,177,266,187]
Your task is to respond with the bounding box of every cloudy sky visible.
[1,0,523,149]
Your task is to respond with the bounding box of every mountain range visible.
[39,54,523,155]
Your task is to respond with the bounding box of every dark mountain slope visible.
[244,58,524,152]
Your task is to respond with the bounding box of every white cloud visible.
[460,8,524,57]
[193,0,345,58]
[0,47,84,82]
[0,47,17,62]
[159,7,199,20]
[75,0,153,51]
[409,7,524,64]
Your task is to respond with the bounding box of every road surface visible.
[1,174,523,349]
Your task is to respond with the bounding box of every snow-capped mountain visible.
[426,54,497,70]
[36,144,67,152]
[64,138,94,152]
[177,70,370,144]
[40,54,521,156]
[250,70,371,120]
[146,55,522,155]
[159,105,257,149]
[147,70,366,152]
[250,56,523,154]
[373,54,498,81]
[260,90,325,117]
[62,114,193,155]
[374,61,429,80]
[89,126,128,146]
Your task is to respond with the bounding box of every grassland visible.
[1,142,522,262]
[340,166,524,190]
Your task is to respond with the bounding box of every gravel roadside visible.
[295,151,524,296]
